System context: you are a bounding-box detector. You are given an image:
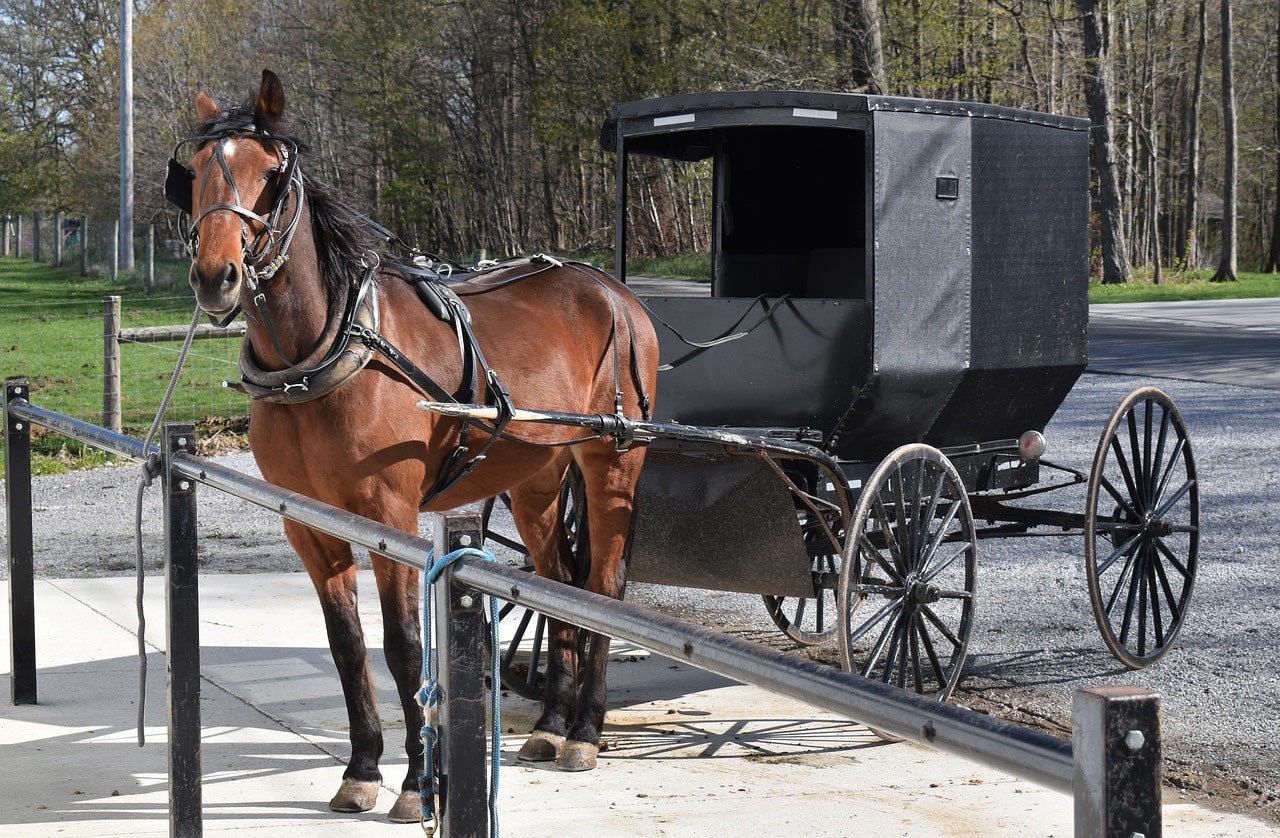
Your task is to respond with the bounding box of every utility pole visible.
[119,0,135,273]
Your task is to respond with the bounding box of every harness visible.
[167,123,651,509]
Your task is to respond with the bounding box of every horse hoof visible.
[387,790,422,823]
[516,730,565,762]
[329,778,381,813]
[556,740,599,772]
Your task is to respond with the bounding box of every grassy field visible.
[4,254,1279,474]
[1,257,246,474]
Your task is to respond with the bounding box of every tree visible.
[1180,0,1208,270]
[1077,0,1131,284]
[1212,0,1239,282]
[840,0,888,94]
[1265,0,1280,272]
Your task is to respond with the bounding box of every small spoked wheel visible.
[838,444,977,703]
[763,477,845,645]
[480,466,589,700]
[1085,387,1199,669]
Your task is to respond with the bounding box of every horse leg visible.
[558,445,646,772]
[509,462,579,763]
[370,555,426,823]
[287,520,385,812]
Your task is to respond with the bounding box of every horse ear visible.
[257,69,285,123]
[195,89,220,121]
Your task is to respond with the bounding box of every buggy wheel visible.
[762,477,846,645]
[1086,387,1199,669]
[481,465,589,700]
[838,444,977,704]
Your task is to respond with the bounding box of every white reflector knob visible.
[1018,430,1047,461]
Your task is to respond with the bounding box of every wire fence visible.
[0,295,248,446]
[2,211,190,289]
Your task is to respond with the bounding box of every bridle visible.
[165,123,306,304]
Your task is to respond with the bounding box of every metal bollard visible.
[4,379,36,705]
[430,512,490,838]
[163,423,202,837]
[1073,686,1162,838]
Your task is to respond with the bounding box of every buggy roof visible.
[602,90,1088,159]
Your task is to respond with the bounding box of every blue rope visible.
[418,545,502,836]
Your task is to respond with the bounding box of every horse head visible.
[178,70,301,316]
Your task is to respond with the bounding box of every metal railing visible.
[3,381,1162,838]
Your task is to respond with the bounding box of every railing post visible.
[4,380,37,705]
[1073,686,1162,838]
[163,423,202,838]
[103,296,122,433]
[430,512,489,838]
[33,212,41,262]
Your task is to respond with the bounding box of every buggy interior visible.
[623,125,869,301]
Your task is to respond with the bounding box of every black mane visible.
[194,101,375,308]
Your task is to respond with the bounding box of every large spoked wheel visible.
[480,466,589,700]
[838,444,977,702]
[763,475,845,646]
[1085,387,1199,669]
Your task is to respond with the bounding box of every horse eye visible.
[264,168,281,181]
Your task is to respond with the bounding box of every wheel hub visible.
[909,579,942,605]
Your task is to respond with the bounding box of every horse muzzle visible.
[189,260,242,315]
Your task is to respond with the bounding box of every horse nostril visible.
[216,262,237,293]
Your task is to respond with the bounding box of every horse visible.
[172,70,658,822]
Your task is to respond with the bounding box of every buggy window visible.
[623,125,869,300]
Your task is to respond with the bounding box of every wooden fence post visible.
[54,212,64,266]
[80,216,89,276]
[146,224,155,289]
[103,296,122,434]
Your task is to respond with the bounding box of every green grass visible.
[2,256,247,474]
[1088,269,1280,302]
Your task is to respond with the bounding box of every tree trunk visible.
[1212,0,1239,282]
[844,0,887,94]
[1077,0,1131,284]
[1265,0,1280,272]
[1181,0,1207,270]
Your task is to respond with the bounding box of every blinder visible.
[165,157,194,214]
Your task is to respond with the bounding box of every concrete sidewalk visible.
[1,572,1271,837]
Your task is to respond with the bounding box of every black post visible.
[431,512,489,838]
[163,423,202,838]
[1073,686,1162,838]
[4,380,36,705]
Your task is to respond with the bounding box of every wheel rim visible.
[1085,387,1199,669]
[482,467,589,700]
[839,445,977,700]
[763,477,845,646]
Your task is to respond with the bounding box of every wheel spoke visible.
[1151,544,1185,621]
[1126,408,1148,510]
[1153,536,1193,581]
[1103,543,1140,617]
[918,603,964,651]
[861,605,905,680]
[1098,530,1143,576]
[921,498,963,567]
[858,531,903,583]
[1099,474,1142,522]
[921,542,971,585]
[871,496,906,578]
[1150,477,1196,523]
[846,593,907,646]
[1111,432,1145,514]
[1149,406,1172,503]
[909,619,925,693]
[918,618,949,690]
[1116,546,1146,647]
[1146,551,1165,651]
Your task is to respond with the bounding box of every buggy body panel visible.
[605,91,1090,461]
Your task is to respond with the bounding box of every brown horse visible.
[176,70,658,821]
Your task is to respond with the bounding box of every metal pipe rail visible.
[4,386,1161,837]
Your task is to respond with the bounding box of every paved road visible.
[1090,299,1280,390]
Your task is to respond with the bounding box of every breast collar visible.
[234,266,380,403]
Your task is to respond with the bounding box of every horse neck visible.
[241,207,341,370]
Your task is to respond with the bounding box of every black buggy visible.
[476,91,1199,705]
